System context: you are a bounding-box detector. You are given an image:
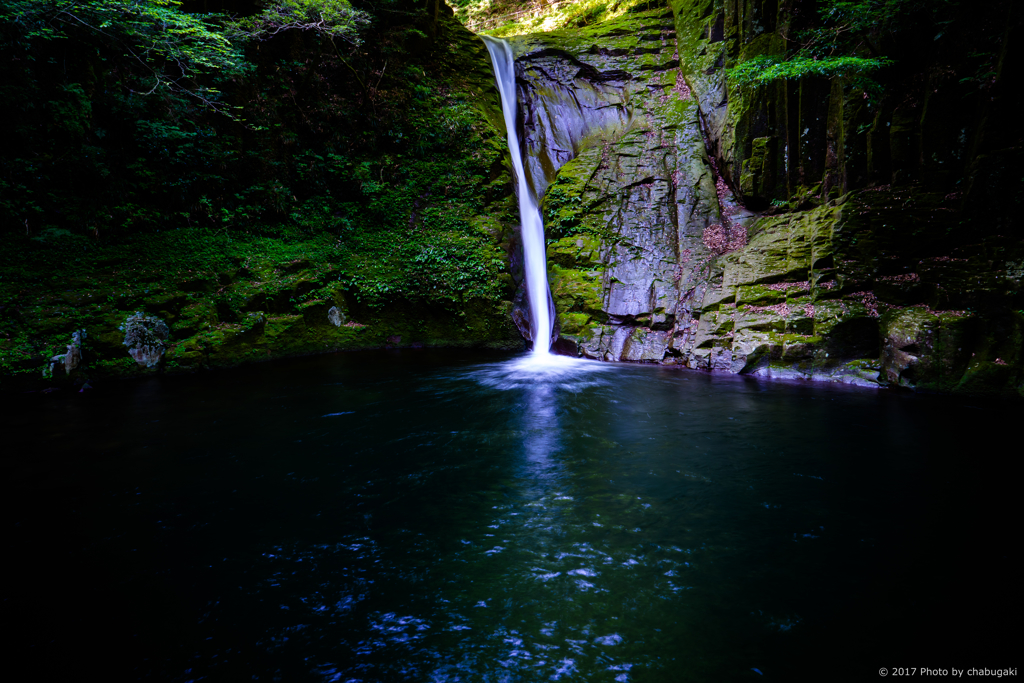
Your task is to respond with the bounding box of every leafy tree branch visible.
[1,0,245,112]
[728,54,892,87]
[727,0,955,86]
[229,0,373,94]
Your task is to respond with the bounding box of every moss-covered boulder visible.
[122,312,170,368]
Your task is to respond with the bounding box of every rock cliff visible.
[492,0,1021,396]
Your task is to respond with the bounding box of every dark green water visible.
[3,350,1018,681]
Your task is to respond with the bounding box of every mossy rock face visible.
[142,293,190,319]
[547,235,602,269]
[557,311,592,336]
[174,302,218,338]
[956,361,1017,397]
[668,0,735,178]
[620,326,671,362]
[594,183,1022,394]
[508,6,752,362]
[548,233,606,336]
[300,301,336,329]
[736,284,786,307]
[505,1,1019,395]
[550,265,604,319]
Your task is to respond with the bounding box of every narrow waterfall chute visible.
[481,36,553,357]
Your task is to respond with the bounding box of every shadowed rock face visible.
[515,48,634,200]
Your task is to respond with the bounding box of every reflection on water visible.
[473,354,607,470]
[2,349,1018,681]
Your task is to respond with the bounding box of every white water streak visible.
[482,36,553,356]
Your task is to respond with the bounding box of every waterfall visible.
[481,36,553,357]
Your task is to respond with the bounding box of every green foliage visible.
[726,0,954,87]
[544,183,585,237]
[801,0,948,57]
[727,55,892,86]
[0,4,516,380]
[229,0,370,44]
[0,0,244,105]
[466,0,650,37]
[542,175,614,242]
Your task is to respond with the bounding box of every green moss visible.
[557,311,592,335]
[541,160,620,241]
[736,284,786,306]
[477,0,655,38]
[0,16,525,388]
[549,264,605,321]
[547,235,602,268]
[954,362,1014,394]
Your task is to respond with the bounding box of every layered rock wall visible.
[499,0,1022,396]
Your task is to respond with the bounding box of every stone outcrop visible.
[500,7,753,360]
[327,306,346,327]
[122,312,170,368]
[498,0,1021,396]
[64,331,83,374]
[43,329,87,379]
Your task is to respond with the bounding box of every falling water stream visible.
[482,36,553,356]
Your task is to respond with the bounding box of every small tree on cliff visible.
[725,0,954,88]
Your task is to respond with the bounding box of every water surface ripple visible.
[3,350,1018,681]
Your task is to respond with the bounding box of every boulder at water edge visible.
[122,312,170,368]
